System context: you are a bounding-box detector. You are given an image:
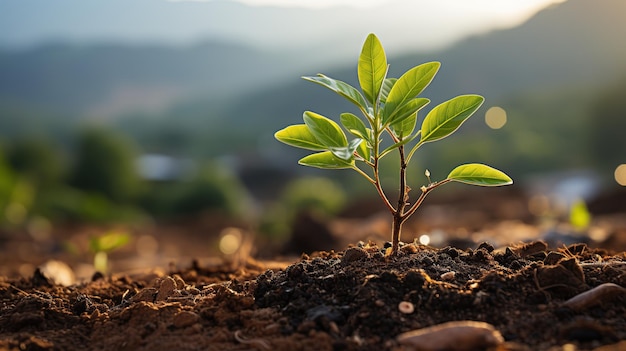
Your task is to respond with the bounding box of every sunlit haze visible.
[1,0,567,56]
[171,0,563,12]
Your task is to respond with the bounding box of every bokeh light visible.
[615,164,626,186]
[485,106,508,129]
[419,234,430,246]
[219,227,243,255]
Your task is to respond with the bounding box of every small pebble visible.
[398,301,415,314]
[397,320,504,351]
[341,247,369,265]
[440,271,456,281]
[38,260,76,286]
[562,283,626,311]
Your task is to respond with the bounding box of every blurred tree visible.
[7,137,65,187]
[141,163,250,218]
[258,176,347,240]
[280,177,346,218]
[0,150,36,226]
[70,128,141,203]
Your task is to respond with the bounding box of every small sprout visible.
[569,198,591,230]
[89,230,131,273]
[275,33,512,256]
[398,301,415,314]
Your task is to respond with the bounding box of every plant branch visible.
[371,128,395,214]
[403,178,452,220]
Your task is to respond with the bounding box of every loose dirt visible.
[1,240,625,351]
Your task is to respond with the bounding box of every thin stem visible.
[390,143,409,256]
[374,177,396,214]
[370,128,395,214]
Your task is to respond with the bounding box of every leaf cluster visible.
[275,33,511,189]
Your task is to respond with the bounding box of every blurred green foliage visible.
[140,164,250,218]
[7,137,65,187]
[70,128,141,203]
[0,127,252,229]
[259,176,346,239]
[280,177,346,217]
[589,78,626,179]
[1,74,625,233]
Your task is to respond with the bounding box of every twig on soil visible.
[579,261,626,267]
[8,284,30,296]
[562,283,626,311]
[233,330,271,350]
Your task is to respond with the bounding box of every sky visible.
[0,0,566,56]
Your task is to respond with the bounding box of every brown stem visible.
[391,213,404,256]
[373,161,395,214]
[390,144,409,256]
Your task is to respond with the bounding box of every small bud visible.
[425,169,430,177]
[420,186,427,192]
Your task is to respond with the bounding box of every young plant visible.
[89,230,130,273]
[275,33,512,256]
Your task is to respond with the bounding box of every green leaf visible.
[303,111,348,148]
[358,33,388,105]
[89,231,130,253]
[356,138,371,161]
[420,95,484,143]
[330,138,362,161]
[303,74,369,113]
[385,97,430,128]
[275,124,326,151]
[447,163,513,186]
[569,199,591,229]
[380,78,397,104]
[299,151,355,169]
[382,62,440,122]
[340,113,370,142]
[390,113,417,140]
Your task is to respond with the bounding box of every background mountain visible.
[1,0,625,185]
[0,41,310,116]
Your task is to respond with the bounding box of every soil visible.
[2,188,626,350]
[1,239,625,351]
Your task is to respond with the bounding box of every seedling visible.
[275,34,512,255]
[89,230,130,273]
